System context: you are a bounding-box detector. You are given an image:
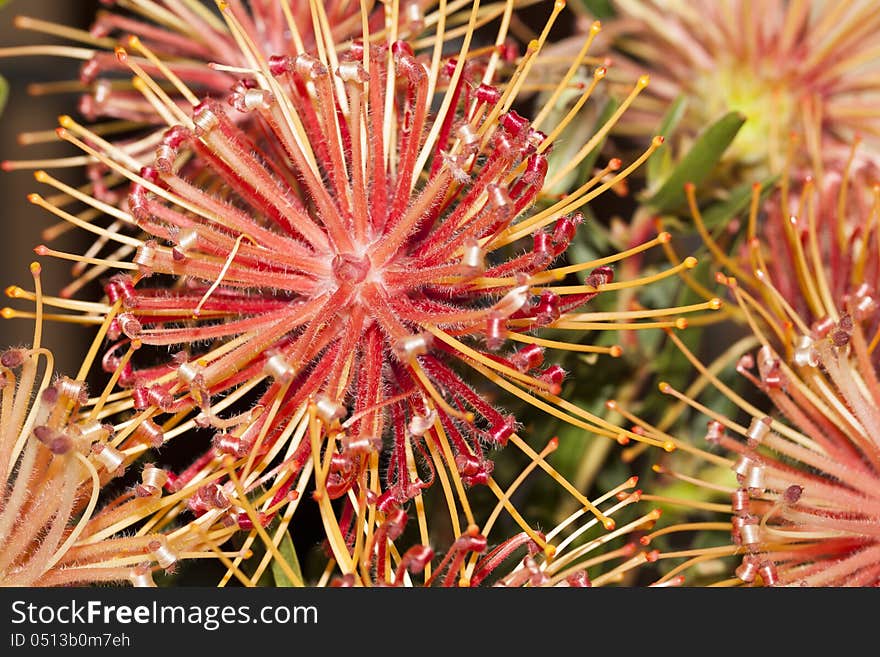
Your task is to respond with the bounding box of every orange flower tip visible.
[608,157,622,171]
[652,135,665,146]
[708,297,723,310]
[605,399,618,410]
[663,441,676,453]
[646,549,660,563]
[683,256,698,269]
[610,344,623,357]
[26,193,41,204]
[33,170,49,183]
[132,339,143,350]
[546,436,560,451]
[651,464,664,473]
[465,524,481,537]
[616,433,630,445]
[684,181,696,192]
[554,0,566,10]
[637,74,650,88]
[544,544,557,560]
[526,39,540,54]
[674,317,688,329]
[657,231,672,243]
[1,307,14,319]
[628,475,639,486]
[311,490,324,502]
[594,66,607,79]
[33,244,49,256]
[658,381,672,394]
[639,536,651,546]
[114,46,128,62]
[622,542,637,556]
[590,20,602,35]
[601,517,616,531]
[55,127,69,139]
[57,115,74,128]
[464,411,476,423]
[458,577,471,588]
[127,35,141,48]
[0,161,12,172]
[5,285,20,298]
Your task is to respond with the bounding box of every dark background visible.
[0,0,100,375]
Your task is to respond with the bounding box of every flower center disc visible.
[332,252,372,286]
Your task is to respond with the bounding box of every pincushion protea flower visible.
[581,0,880,174]
[7,1,727,586]
[1,263,254,586]
[611,146,880,586]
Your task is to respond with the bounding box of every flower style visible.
[6,1,729,586]
[614,147,880,586]
[582,0,880,174]
[1,263,251,587]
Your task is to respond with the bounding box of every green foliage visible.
[578,0,616,19]
[0,75,7,117]
[646,95,689,187]
[700,174,779,229]
[270,529,304,587]
[646,111,746,213]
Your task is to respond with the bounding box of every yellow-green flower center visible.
[692,60,794,168]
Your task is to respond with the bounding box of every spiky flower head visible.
[583,0,880,175]
[620,146,880,586]
[0,263,252,586]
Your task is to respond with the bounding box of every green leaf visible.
[646,111,746,213]
[579,0,616,19]
[0,75,8,118]
[580,97,620,177]
[646,95,689,187]
[271,529,304,587]
[700,173,780,229]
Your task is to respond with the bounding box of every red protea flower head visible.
[616,146,880,586]
[12,2,726,585]
[580,0,880,173]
